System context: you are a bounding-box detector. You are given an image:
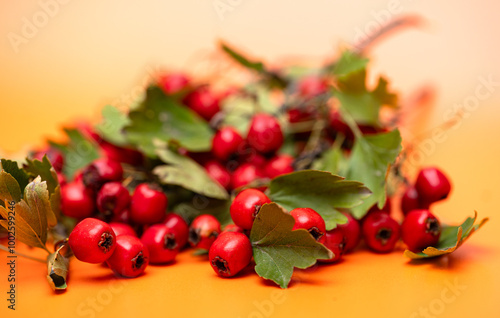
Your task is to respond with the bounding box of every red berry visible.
[401,209,441,252]
[319,228,346,263]
[68,218,116,263]
[183,87,220,121]
[56,172,67,187]
[362,212,400,253]
[222,224,245,234]
[109,222,137,237]
[264,154,294,179]
[204,160,231,190]
[141,225,180,264]
[209,232,253,277]
[368,198,392,214]
[82,158,123,190]
[33,148,64,172]
[247,114,284,154]
[401,185,429,215]
[61,181,95,219]
[100,142,144,166]
[297,76,328,98]
[231,163,265,189]
[212,127,244,161]
[290,208,326,243]
[287,108,314,124]
[96,182,130,219]
[188,214,221,250]
[337,212,361,253]
[415,167,452,204]
[106,235,149,278]
[163,213,189,248]
[111,208,132,224]
[328,110,353,140]
[130,184,168,225]
[230,189,271,230]
[158,72,190,95]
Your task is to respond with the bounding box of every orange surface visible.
[1,1,500,318]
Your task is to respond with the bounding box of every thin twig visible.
[0,244,46,263]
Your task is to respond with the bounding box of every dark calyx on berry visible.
[376,228,393,245]
[189,228,201,246]
[131,251,146,270]
[308,227,324,241]
[98,232,114,253]
[164,233,178,250]
[211,256,230,276]
[426,218,440,236]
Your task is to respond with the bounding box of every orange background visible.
[1,1,500,317]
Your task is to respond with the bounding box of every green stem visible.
[0,244,46,263]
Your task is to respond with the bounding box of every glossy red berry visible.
[158,72,190,95]
[33,148,64,172]
[68,218,116,264]
[82,158,123,190]
[362,212,400,253]
[106,235,149,278]
[401,185,429,215]
[231,163,265,189]
[61,181,95,219]
[247,114,284,154]
[130,183,168,225]
[401,209,441,252]
[204,160,231,190]
[337,212,361,253]
[209,232,253,277]
[415,167,452,204]
[183,87,220,121]
[230,189,271,230]
[290,208,326,243]
[163,213,189,248]
[109,222,137,237]
[222,224,245,234]
[100,142,144,166]
[96,182,130,219]
[141,225,180,264]
[264,154,294,179]
[111,208,132,224]
[297,76,328,98]
[188,214,221,250]
[212,127,244,161]
[319,228,346,263]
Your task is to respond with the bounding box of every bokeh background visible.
[1,1,499,317]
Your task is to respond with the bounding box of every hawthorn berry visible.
[319,228,346,263]
[188,214,221,250]
[204,160,231,190]
[106,235,149,278]
[401,185,429,215]
[61,181,95,219]
[290,208,326,243]
[111,208,132,224]
[130,183,168,225]
[229,189,271,230]
[183,87,220,121]
[415,167,452,204]
[68,218,116,264]
[158,72,190,95]
[209,232,253,277]
[362,212,400,253]
[264,154,294,179]
[96,182,130,219]
[247,114,284,154]
[141,225,180,264]
[109,222,137,237]
[163,213,189,248]
[231,163,265,189]
[33,148,64,172]
[222,224,245,234]
[100,141,144,166]
[297,76,328,98]
[212,127,244,161]
[337,212,361,253]
[82,158,123,190]
[368,198,392,214]
[401,209,441,252]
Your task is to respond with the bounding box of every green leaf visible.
[405,212,489,259]
[334,70,397,126]
[311,141,348,174]
[95,105,131,146]
[49,128,101,179]
[124,86,214,156]
[268,170,371,230]
[250,203,333,288]
[173,199,231,226]
[345,129,402,219]
[221,43,265,73]
[0,177,50,252]
[0,159,29,192]
[154,144,229,200]
[332,50,369,78]
[0,171,22,204]
[24,156,60,227]
[46,245,69,291]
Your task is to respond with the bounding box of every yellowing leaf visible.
[47,245,69,291]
